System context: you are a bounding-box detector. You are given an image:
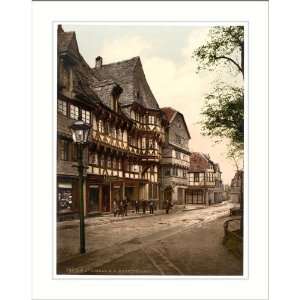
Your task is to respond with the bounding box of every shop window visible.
[58,99,67,116]
[57,183,73,213]
[70,104,79,120]
[88,185,99,212]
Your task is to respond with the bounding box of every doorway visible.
[101,185,111,212]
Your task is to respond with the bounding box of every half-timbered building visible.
[186,152,224,205]
[160,107,191,206]
[57,26,164,220]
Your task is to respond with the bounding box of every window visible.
[183,169,187,178]
[112,158,117,169]
[148,138,154,149]
[176,151,181,159]
[142,137,146,149]
[107,156,111,169]
[89,152,98,165]
[98,120,104,133]
[117,129,122,140]
[130,110,135,120]
[104,122,109,135]
[59,140,69,161]
[164,167,171,176]
[70,104,79,120]
[57,183,73,212]
[194,173,199,182]
[100,154,105,167]
[111,126,116,139]
[175,134,182,145]
[71,143,77,161]
[148,115,155,124]
[81,109,91,124]
[58,99,67,116]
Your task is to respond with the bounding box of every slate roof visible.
[93,57,160,110]
[57,26,121,107]
[161,106,191,139]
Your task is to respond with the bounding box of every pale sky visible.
[63,24,243,185]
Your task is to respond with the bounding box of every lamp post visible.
[69,120,91,254]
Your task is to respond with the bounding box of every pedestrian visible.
[149,200,154,214]
[113,199,118,217]
[119,199,124,217]
[124,197,128,216]
[166,199,171,214]
[135,200,140,214]
[142,200,146,214]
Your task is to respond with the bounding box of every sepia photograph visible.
[56,23,245,276]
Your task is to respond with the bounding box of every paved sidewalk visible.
[57,202,231,230]
[58,209,168,230]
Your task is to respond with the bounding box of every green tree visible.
[200,84,244,152]
[194,26,244,77]
[193,26,244,153]
[194,26,245,234]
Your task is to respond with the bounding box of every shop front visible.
[57,176,79,220]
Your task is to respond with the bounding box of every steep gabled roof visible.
[189,152,210,172]
[93,57,160,110]
[161,106,191,139]
[161,107,176,122]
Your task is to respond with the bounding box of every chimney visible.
[95,56,103,69]
[57,24,64,33]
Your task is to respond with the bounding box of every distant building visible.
[160,107,191,206]
[186,152,224,205]
[229,170,243,203]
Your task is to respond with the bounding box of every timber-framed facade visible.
[57,26,165,220]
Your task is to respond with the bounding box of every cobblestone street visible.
[57,201,242,275]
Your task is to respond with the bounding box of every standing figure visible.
[119,199,124,217]
[149,200,154,214]
[124,197,128,216]
[166,199,171,214]
[135,200,140,214]
[113,199,118,217]
[142,200,146,214]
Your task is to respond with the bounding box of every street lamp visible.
[70,120,91,254]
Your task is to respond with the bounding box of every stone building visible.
[160,107,191,206]
[186,152,224,205]
[57,26,164,220]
